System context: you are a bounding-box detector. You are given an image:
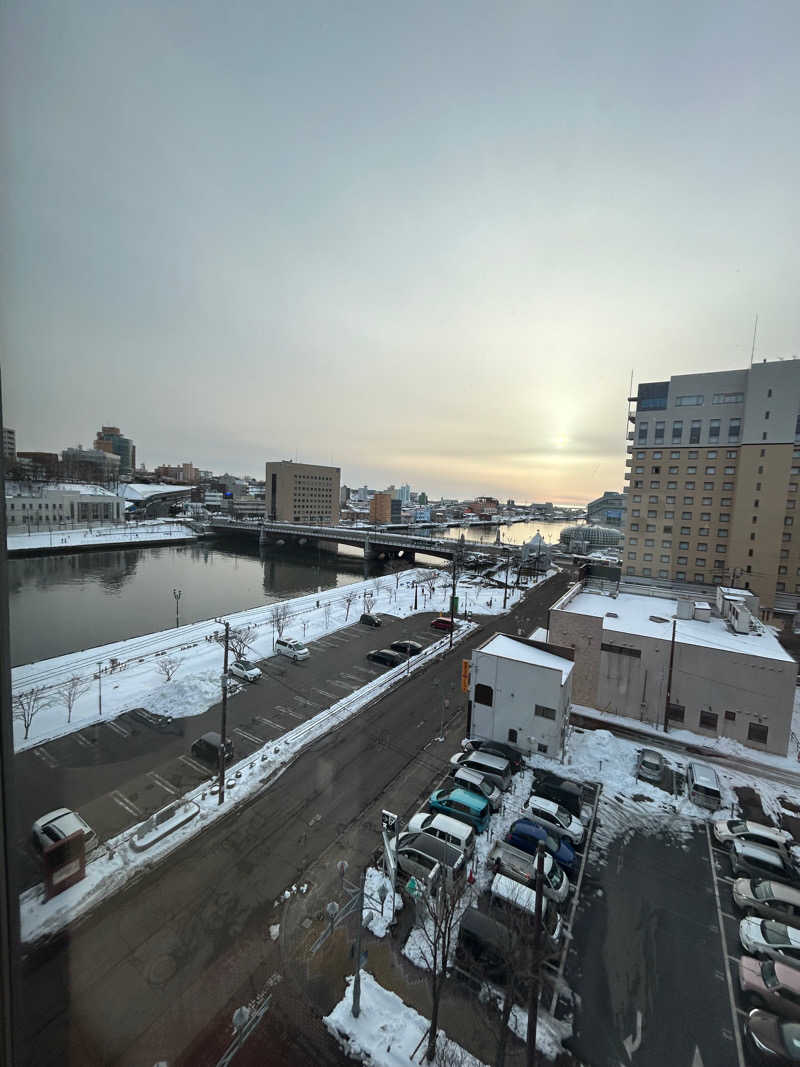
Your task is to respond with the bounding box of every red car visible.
[430,616,455,632]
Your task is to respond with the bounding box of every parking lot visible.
[14,614,445,888]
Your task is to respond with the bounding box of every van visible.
[429,787,491,833]
[687,762,722,811]
[490,873,562,943]
[406,811,475,857]
[450,750,512,792]
[275,637,309,661]
[453,767,502,812]
[191,732,234,767]
[394,831,466,890]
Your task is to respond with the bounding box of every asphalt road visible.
[15,570,574,1066]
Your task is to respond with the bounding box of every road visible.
[15,569,574,1066]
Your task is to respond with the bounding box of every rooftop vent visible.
[649,615,668,623]
[605,611,618,618]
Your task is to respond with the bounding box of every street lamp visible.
[173,588,182,628]
[97,661,103,717]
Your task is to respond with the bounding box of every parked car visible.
[359,613,382,627]
[430,616,455,631]
[530,772,583,819]
[32,808,98,854]
[734,880,800,924]
[128,707,178,732]
[453,908,514,987]
[731,841,800,887]
[740,918,800,968]
[393,831,466,890]
[275,637,309,661]
[406,811,475,858]
[505,818,577,874]
[636,748,664,784]
[229,659,262,682]
[366,648,405,668]
[449,750,512,792]
[462,737,525,773]
[453,767,502,813]
[489,873,562,944]
[739,955,800,1020]
[523,795,585,846]
[428,787,491,833]
[744,1008,800,1062]
[390,640,423,657]
[714,819,793,850]
[487,840,570,904]
[191,732,234,767]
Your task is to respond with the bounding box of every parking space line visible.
[234,727,265,745]
[340,673,366,685]
[349,667,373,677]
[705,822,746,1067]
[111,790,142,817]
[292,695,318,707]
[275,705,303,720]
[720,910,739,922]
[104,719,129,738]
[312,688,336,701]
[179,754,212,775]
[74,732,94,749]
[330,680,356,691]
[256,716,284,731]
[33,747,59,768]
[147,771,178,796]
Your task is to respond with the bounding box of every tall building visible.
[369,492,392,524]
[623,360,800,614]
[2,428,15,462]
[94,426,136,476]
[264,460,340,524]
[61,446,121,483]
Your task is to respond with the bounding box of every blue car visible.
[505,818,577,873]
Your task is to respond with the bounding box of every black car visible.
[529,772,584,820]
[191,732,234,766]
[390,640,423,657]
[463,738,525,773]
[367,648,405,668]
[128,707,181,733]
[453,908,514,988]
[360,613,382,627]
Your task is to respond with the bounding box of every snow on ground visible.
[362,867,404,938]
[11,566,542,751]
[324,972,485,1067]
[7,519,197,554]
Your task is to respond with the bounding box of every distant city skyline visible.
[2,2,798,505]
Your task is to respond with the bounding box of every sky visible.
[1,1,799,505]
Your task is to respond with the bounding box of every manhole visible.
[147,954,177,986]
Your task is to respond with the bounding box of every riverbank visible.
[7,519,198,556]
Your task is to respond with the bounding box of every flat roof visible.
[560,589,795,663]
[478,634,573,682]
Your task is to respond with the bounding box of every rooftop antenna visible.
[750,314,758,366]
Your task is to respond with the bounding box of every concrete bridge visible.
[208,518,527,564]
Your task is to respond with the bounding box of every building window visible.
[666,496,676,504]
[715,544,727,553]
[630,523,639,531]
[669,466,678,474]
[786,517,795,526]
[667,481,677,489]
[667,703,685,723]
[643,553,653,561]
[724,710,736,722]
[648,495,658,504]
[699,710,718,730]
[638,422,648,442]
[679,542,689,550]
[474,683,493,707]
[507,729,518,744]
[671,451,680,459]
[642,568,652,576]
[703,483,714,491]
[653,450,663,459]
[709,420,720,440]
[676,395,704,406]
[652,465,661,474]
[685,481,695,490]
[689,420,701,444]
[627,552,637,560]
[683,497,694,505]
[534,705,556,720]
[664,511,674,519]
[777,582,786,592]
[672,420,683,441]
[676,571,686,580]
[747,723,768,745]
[677,556,687,564]
[713,392,744,404]
[631,510,640,517]
[660,554,670,563]
[719,513,730,523]
[650,481,660,489]
[537,743,548,754]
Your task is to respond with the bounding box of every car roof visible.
[491,873,547,914]
[463,751,510,772]
[459,906,512,950]
[36,809,88,837]
[528,796,562,817]
[740,821,789,837]
[398,832,462,865]
[760,882,800,905]
[455,767,492,788]
[735,840,788,864]
[442,788,489,812]
[774,961,800,990]
[199,731,222,744]
[763,920,800,947]
[410,811,472,837]
[640,749,663,761]
[689,762,720,788]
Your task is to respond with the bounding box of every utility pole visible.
[352,868,365,1018]
[173,587,182,628]
[97,661,103,717]
[526,842,546,1066]
[503,549,511,609]
[449,554,457,650]
[218,621,230,804]
[663,618,676,733]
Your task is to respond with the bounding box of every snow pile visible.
[362,867,403,938]
[324,972,485,1067]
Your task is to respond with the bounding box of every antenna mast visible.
[750,314,758,366]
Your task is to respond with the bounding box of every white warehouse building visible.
[468,633,574,758]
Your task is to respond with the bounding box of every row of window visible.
[666,703,768,744]
[637,418,741,444]
[634,466,734,476]
[634,449,739,461]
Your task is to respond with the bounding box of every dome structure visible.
[559,523,622,552]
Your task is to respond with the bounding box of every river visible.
[8,519,576,666]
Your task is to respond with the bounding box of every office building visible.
[5,483,125,527]
[587,490,624,526]
[94,426,136,476]
[369,492,392,524]
[2,428,15,463]
[623,360,800,614]
[264,460,340,524]
[62,446,120,483]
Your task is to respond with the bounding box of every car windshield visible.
[779,1022,800,1058]
[728,820,748,833]
[241,660,255,669]
[754,882,776,900]
[762,960,780,988]
[549,863,565,890]
[763,922,790,946]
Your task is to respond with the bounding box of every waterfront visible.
[8,519,575,666]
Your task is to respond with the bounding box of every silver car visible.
[636,748,664,783]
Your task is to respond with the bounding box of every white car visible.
[229,659,262,682]
[524,795,585,846]
[275,638,310,661]
[713,819,793,850]
[740,917,800,968]
[32,808,98,854]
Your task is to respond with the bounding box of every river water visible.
[8,519,575,666]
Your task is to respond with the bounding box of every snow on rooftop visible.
[562,588,795,663]
[479,633,573,681]
[119,483,193,501]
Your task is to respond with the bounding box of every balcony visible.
[625,458,632,467]
[624,471,631,480]
[627,432,635,441]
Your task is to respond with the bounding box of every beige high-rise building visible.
[623,360,800,615]
[369,492,392,524]
[264,460,340,524]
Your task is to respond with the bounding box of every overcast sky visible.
[2,2,798,503]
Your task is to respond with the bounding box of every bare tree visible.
[424,571,438,601]
[270,602,290,641]
[60,674,91,723]
[413,879,463,1062]
[364,592,375,614]
[343,589,358,620]
[388,559,404,591]
[156,656,181,682]
[13,687,53,740]
[227,624,257,661]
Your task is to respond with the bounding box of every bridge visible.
[207,518,528,564]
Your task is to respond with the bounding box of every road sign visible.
[461,659,470,693]
[381,809,398,834]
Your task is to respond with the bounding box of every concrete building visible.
[587,490,624,526]
[623,360,800,615]
[5,483,125,526]
[154,463,199,483]
[469,633,573,757]
[264,460,340,524]
[94,426,136,476]
[2,428,15,462]
[548,578,797,756]
[369,492,400,524]
[61,446,120,483]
